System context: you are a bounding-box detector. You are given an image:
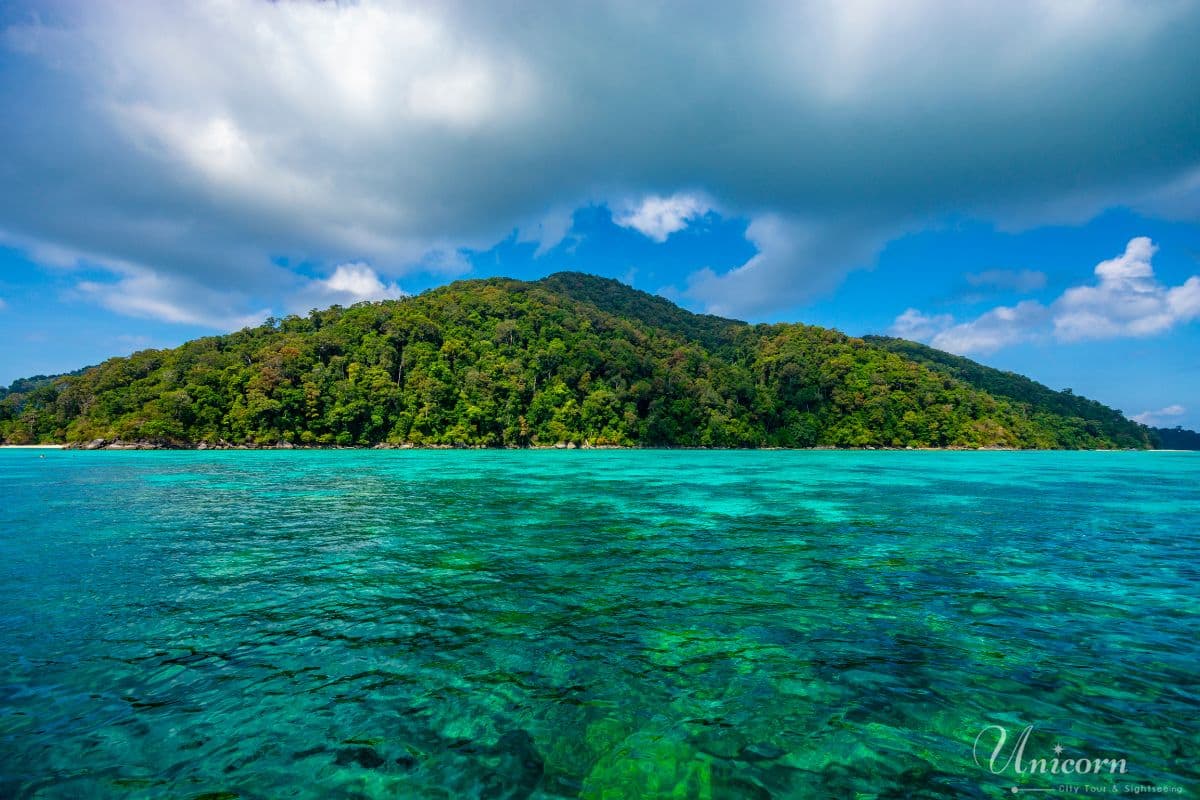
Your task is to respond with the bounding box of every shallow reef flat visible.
[0,450,1197,798]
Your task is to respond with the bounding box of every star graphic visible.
[1054,744,1064,756]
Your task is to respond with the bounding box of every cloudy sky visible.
[1,0,1198,428]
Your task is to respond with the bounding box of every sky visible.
[0,1,1198,430]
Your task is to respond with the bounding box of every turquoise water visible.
[1,451,1197,798]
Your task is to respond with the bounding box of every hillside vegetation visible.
[0,274,1160,449]
[1150,426,1200,450]
[862,336,1151,449]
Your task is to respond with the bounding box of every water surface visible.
[1,450,1197,798]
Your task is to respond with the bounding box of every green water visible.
[1,450,1197,798]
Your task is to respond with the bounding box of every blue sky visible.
[1,1,1198,430]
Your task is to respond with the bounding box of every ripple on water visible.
[0,450,1197,798]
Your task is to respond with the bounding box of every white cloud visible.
[929,300,1050,354]
[317,263,405,302]
[1132,404,1186,425]
[1168,276,1200,319]
[1053,237,1199,341]
[289,262,406,313]
[76,268,269,330]
[613,193,711,242]
[890,308,954,340]
[890,237,1200,354]
[965,269,1046,293]
[0,296,7,311]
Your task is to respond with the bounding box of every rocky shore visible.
[50,438,1038,451]
[64,438,616,451]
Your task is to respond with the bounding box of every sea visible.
[1,450,1197,798]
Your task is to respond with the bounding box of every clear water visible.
[1,450,1197,798]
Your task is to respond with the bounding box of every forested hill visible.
[539,272,743,354]
[0,366,93,401]
[1150,426,1200,450]
[0,273,1160,449]
[862,336,1151,448]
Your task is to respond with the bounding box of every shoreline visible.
[0,444,66,449]
[0,440,1170,453]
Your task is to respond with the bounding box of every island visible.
[0,273,1183,450]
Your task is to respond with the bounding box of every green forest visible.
[0,273,1170,449]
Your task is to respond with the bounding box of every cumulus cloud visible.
[1054,238,1200,341]
[614,193,711,242]
[890,237,1200,354]
[315,263,405,302]
[965,269,1047,293]
[890,308,954,341]
[927,301,1051,354]
[0,1,1198,322]
[292,262,405,311]
[1132,404,1186,426]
